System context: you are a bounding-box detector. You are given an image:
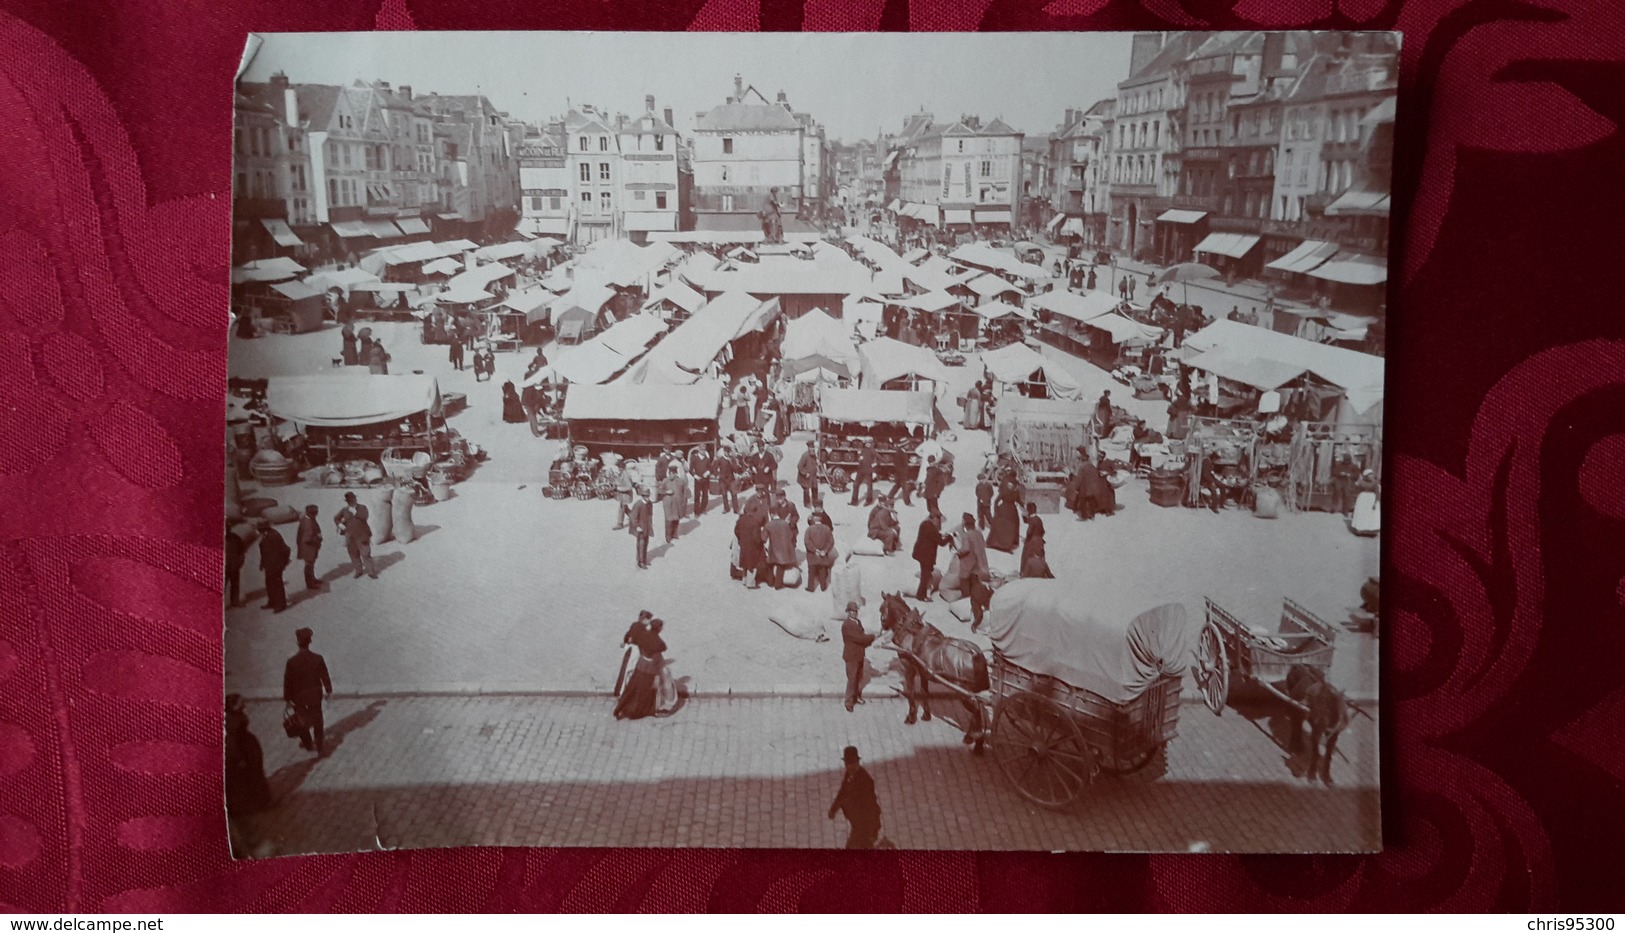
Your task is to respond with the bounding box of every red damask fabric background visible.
[1,0,1623,913]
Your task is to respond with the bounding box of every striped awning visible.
[1266,240,1339,274]
[364,219,404,239]
[1193,232,1261,259]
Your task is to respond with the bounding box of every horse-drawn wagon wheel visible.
[991,691,1095,809]
[1195,621,1230,715]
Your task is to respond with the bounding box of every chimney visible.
[1064,108,1075,126]
[400,85,412,100]
[269,71,290,92]
[646,94,655,113]
[664,107,674,127]
[1128,31,1167,78]
[1261,32,1286,76]
[734,73,743,100]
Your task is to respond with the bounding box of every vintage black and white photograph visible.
[224,30,1392,857]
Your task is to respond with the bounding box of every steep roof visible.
[624,110,678,136]
[695,100,802,132]
[294,84,341,131]
[1122,32,1199,86]
[981,117,1018,136]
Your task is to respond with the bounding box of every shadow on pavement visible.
[265,699,389,802]
[236,738,1379,858]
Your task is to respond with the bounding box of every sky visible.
[241,32,1133,142]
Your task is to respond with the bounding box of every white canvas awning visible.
[1027,289,1120,323]
[1084,312,1163,346]
[260,218,303,247]
[329,220,371,239]
[965,274,1025,301]
[564,379,723,422]
[448,262,516,292]
[1266,240,1340,274]
[550,340,630,385]
[859,336,951,391]
[973,208,1012,225]
[1193,232,1261,259]
[596,314,669,357]
[267,374,442,427]
[980,342,1082,399]
[974,300,1034,321]
[944,209,974,226]
[1306,252,1388,286]
[1156,209,1207,224]
[422,257,462,277]
[1046,214,1066,232]
[232,257,305,284]
[394,217,431,236]
[1062,217,1085,236]
[499,288,555,325]
[820,388,934,426]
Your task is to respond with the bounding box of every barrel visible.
[1148,469,1183,508]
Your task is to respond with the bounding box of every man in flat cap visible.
[828,745,882,849]
[283,627,333,756]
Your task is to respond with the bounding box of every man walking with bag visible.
[283,627,333,756]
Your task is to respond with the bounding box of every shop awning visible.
[944,209,973,226]
[1185,347,1307,391]
[1361,97,1396,127]
[897,290,963,313]
[394,217,431,236]
[520,216,571,236]
[820,388,935,426]
[1027,289,1121,323]
[623,213,677,232]
[1062,217,1085,236]
[1193,232,1261,259]
[448,262,517,292]
[1306,252,1388,286]
[437,212,463,221]
[499,288,555,325]
[1266,239,1340,274]
[267,374,442,428]
[1084,312,1164,346]
[974,208,1012,225]
[438,284,495,305]
[260,218,304,247]
[916,204,941,226]
[231,257,306,284]
[886,199,901,212]
[1045,214,1066,232]
[564,379,723,422]
[330,220,372,239]
[596,314,669,357]
[1156,209,1207,224]
[974,300,1035,321]
[364,219,404,239]
[422,257,462,277]
[1324,188,1390,217]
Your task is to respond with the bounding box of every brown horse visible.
[879,593,990,751]
[1282,664,1351,785]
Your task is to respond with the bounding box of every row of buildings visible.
[234,73,835,261]
[1026,31,1396,292]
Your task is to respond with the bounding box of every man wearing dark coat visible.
[224,522,244,608]
[735,497,769,589]
[335,492,376,578]
[763,511,796,590]
[340,323,359,366]
[283,627,333,756]
[257,522,291,613]
[804,518,837,593]
[850,440,877,506]
[975,474,995,532]
[886,446,914,505]
[689,446,713,516]
[840,602,875,712]
[867,498,901,554]
[717,451,739,514]
[448,332,465,371]
[224,693,270,816]
[296,504,323,591]
[628,486,653,569]
[923,457,949,517]
[911,511,951,602]
[797,446,820,507]
[828,745,882,849]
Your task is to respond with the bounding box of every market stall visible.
[981,343,1083,401]
[264,373,455,477]
[1028,289,1124,357]
[563,379,723,459]
[816,388,935,484]
[990,396,1093,511]
[858,336,953,395]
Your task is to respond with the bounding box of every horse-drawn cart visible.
[1195,597,1338,716]
[880,580,1195,810]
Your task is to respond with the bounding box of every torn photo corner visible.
[224,29,1393,857]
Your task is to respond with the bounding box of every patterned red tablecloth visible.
[2,0,1624,913]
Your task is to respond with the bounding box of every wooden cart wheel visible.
[991,691,1095,809]
[1196,621,1230,715]
[1100,741,1163,775]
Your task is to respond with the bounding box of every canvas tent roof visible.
[781,310,861,376]
[900,247,929,264]
[499,288,555,324]
[564,379,722,422]
[553,282,617,319]
[984,579,1193,704]
[622,293,779,384]
[1027,289,1121,323]
[422,257,462,276]
[267,279,324,302]
[549,340,629,385]
[473,241,533,263]
[1183,347,1308,391]
[643,281,707,315]
[974,300,1034,320]
[948,244,1048,281]
[859,336,952,391]
[232,257,306,284]
[266,374,442,428]
[993,395,1093,425]
[437,283,494,306]
[1082,312,1163,346]
[896,291,963,313]
[303,267,381,295]
[596,314,669,357]
[820,388,935,425]
[980,343,1083,400]
[965,274,1026,300]
[447,262,516,292]
[1181,319,1384,416]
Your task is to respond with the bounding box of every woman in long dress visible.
[501,381,527,424]
[614,620,668,721]
[962,381,983,430]
[987,491,1022,552]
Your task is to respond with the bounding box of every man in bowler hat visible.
[828,745,882,849]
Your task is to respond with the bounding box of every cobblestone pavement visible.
[235,693,1379,855]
